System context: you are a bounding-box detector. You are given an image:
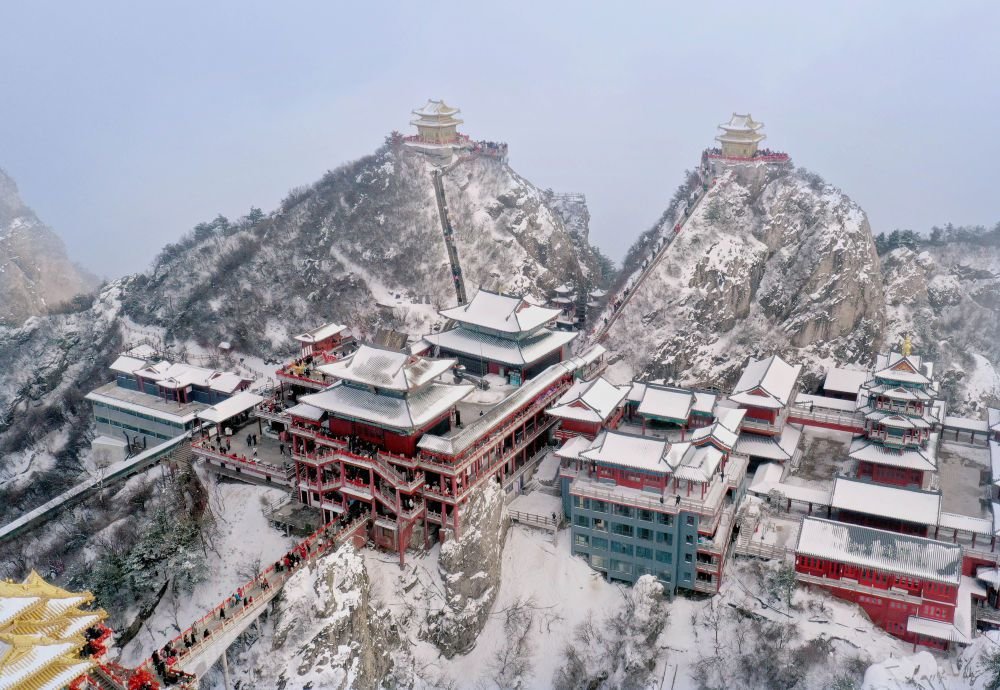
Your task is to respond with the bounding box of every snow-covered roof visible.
[197,391,264,424]
[85,382,205,425]
[286,403,325,422]
[831,476,941,526]
[867,384,933,402]
[794,393,858,414]
[125,358,251,393]
[317,345,454,392]
[848,435,937,472]
[294,322,347,344]
[873,352,932,385]
[734,424,801,461]
[109,355,147,376]
[439,290,560,335]
[865,411,931,430]
[938,512,993,536]
[301,380,472,431]
[748,463,831,505]
[581,430,670,474]
[718,113,764,132]
[796,517,962,585]
[664,443,722,483]
[822,367,870,396]
[689,408,745,451]
[424,326,576,367]
[637,384,695,423]
[547,377,629,424]
[412,99,461,117]
[555,435,597,461]
[730,355,801,409]
[692,391,717,416]
[943,415,989,433]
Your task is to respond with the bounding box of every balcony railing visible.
[795,572,924,605]
[692,578,717,593]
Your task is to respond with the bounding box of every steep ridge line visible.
[589,171,710,344]
[431,169,468,305]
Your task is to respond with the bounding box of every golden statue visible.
[901,334,913,357]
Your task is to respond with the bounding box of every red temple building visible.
[547,376,629,441]
[795,517,979,650]
[424,289,577,385]
[850,347,942,489]
[729,355,803,464]
[276,322,356,392]
[625,382,717,435]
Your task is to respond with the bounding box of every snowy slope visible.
[121,140,604,356]
[882,241,1000,414]
[604,164,885,389]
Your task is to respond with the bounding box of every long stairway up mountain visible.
[432,169,468,305]
[589,169,709,344]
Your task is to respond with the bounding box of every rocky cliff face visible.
[120,140,604,357]
[881,239,1000,414]
[426,481,507,657]
[251,544,398,690]
[604,164,886,389]
[0,169,98,325]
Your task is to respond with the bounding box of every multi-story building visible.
[795,517,976,650]
[850,347,942,489]
[85,350,251,448]
[729,354,803,465]
[561,403,747,594]
[424,289,577,385]
[280,339,602,565]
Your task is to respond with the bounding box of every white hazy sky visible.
[1,2,998,278]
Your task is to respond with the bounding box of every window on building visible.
[685,535,694,545]
[591,537,608,550]
[573,496,582,508]
[591,555,607,570]
[575,515,589,528]
[614,504,633,518]
[684,553,693,564]
[639,509,654,522]
[658,571,672,583]
[574,534,589,547]
[611,541,633,556]
[593,518,608,532]
[636,546,654,560]
[655,551,672,564]
[610,559,632,575]
[658,513,673,526]
[656,532,673,545]
[591,500,607,513]
[686,515,695,527]
[612,523,634,538]
[637,528,653,541]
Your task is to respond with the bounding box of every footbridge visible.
[0,434,193,545]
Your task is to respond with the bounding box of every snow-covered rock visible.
[0,168,98,325]
[262,544,397,690]
[605,165,885,388]
[426,480,507,657]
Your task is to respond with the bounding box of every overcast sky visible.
[1,2,998,278]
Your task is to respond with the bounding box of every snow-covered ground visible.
[118,476,294,666]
